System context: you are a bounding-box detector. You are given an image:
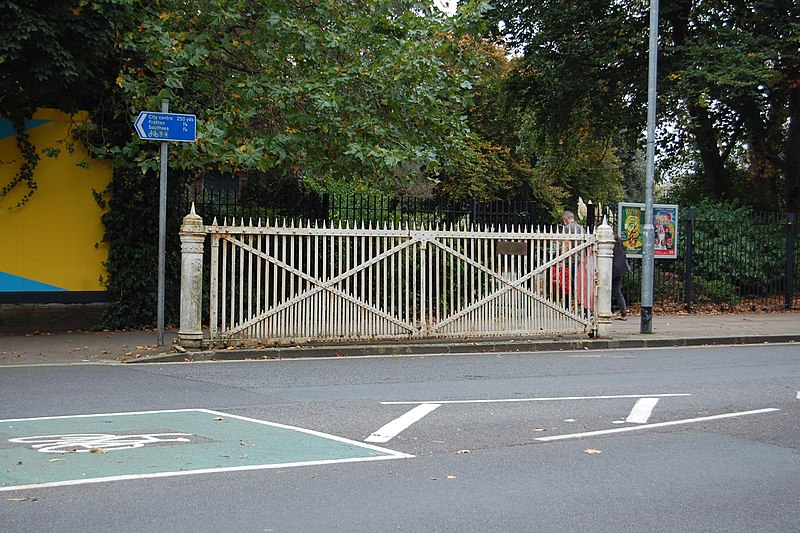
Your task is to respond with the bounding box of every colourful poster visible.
[617,203,679,259]
[619,203,644,257]
[653,205,678,258]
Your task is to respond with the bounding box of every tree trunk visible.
[786,85,800,213]
[686,101,732,199]
[664,0,732,200]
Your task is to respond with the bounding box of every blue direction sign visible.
[135,111,196,142]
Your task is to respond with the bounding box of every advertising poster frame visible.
[617,202,679,259]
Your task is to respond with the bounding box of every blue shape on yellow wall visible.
[0,272,66,292]
[0,119,50,140]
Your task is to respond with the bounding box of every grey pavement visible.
[0,311,797,365]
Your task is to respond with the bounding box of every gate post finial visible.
[178,204,205,349]
[595,216,615,338]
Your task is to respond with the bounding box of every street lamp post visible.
[641,0,659,334]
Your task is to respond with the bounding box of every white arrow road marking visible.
[535,408,780,442]
[366,403,441,443]
[625,398,659,424]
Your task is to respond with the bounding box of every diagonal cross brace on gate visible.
[426,237,596,332]
[212,231,420,337]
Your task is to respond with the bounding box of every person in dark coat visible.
[612,235,629,320]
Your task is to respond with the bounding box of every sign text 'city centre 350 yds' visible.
[135,111,196,142]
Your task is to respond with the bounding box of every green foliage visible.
[97,160,187,328]
[690,199,786,296]
[110,0,484,190]
[0,123,39,207]
[487,0,800,212]
[621,199,792,310]
[692,277,740,308]
[0,0,134,114]
[479,3,631,213]
[434,37,573,216]
[0,0,136,204]
[652,271,685,304]
[660,0,800,210]
[517,113,627,211]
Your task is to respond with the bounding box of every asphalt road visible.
[1,343,799,532]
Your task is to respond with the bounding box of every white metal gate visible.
[206,220,597,345]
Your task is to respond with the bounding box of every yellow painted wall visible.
[0,109,111,294]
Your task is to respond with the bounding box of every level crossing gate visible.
[177,212,600,347]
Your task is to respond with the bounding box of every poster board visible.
[617,203,679,259]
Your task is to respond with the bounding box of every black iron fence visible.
[179,189,540,228]
[613,209,798,312]
[325,194,539,227]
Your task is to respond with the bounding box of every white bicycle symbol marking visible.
[8,433,193,453]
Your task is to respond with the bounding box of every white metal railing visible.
[189,218,599,346]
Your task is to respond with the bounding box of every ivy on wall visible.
[95,158,189,329]
[0,119,39,207]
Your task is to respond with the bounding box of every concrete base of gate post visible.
[594,218,615,338]
[178,204,205,349]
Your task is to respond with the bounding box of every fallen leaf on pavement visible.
[454,449,470,454]
[584,448,602,454]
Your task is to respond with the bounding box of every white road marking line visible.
[366,403,441,443]
[535,408,780,442]
[625,398,659,424]
[381,393,691,405]
[0,456,407,493]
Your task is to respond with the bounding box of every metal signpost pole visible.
[640,0,659,334]
[157,99,168,346]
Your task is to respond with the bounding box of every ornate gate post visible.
[178,204,205,348]
[595,218,614,338]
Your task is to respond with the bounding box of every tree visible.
[661,0,800,211]
[434,35,569,214]
[102,0,485,192]
[483,1,633,213]
[0,0,133,116]
[487,0,800,212]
